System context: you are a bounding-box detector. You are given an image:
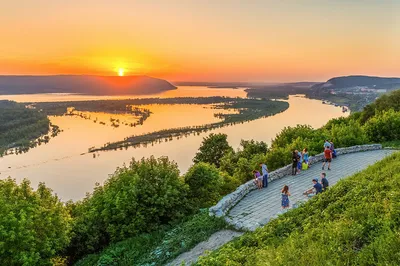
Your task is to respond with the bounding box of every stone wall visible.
[209,144,382,217]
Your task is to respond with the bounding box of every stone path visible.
[227,149,396,231]
[167,230,243,266]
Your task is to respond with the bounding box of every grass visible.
[196,151,400,266]
[382,140,400,149]
[75,211,231,266]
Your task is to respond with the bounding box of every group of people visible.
[253,140,337,209]
[252,162,269,189]
[282,172,330,209]
[291,140,336,175]
[291,148,310,175]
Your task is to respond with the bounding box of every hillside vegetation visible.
[196,152,400,265]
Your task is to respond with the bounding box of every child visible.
[253,170,263,190]
[303,148,309,165]
[281,185,291,209]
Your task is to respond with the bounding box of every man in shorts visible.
[322,146,332,170]
[303,178,323,197]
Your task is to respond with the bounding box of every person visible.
[292,150,299,176]
[324,139,331,149]
[322,146,332,170]
[260,162,269,188]
[253,170,263,189]
[303,178,322,197]
[302,148,309,165]
[281,185,291,209]
[297,150,303,174]
[320,172,329,191]
[330,141,337,158]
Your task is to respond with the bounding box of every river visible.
[0,86,347,200]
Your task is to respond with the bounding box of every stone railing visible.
[209,144,382,217]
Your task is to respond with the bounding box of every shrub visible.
[219,171,242,195]
[67,156,190,261]
[329,120,368,147]
[364,109,400,142]
[193,133,233,168]
[75,211,228,266]
[185,162,224,209]
[0,178,71,265]
[271,125,315,149]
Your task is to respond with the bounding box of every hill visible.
[312,75,400,90]
[307,75,400,111]
[0,75,177,95]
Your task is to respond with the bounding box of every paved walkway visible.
[227,149,396,230]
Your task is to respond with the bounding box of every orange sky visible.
[1,1,399,82]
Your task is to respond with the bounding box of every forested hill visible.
[0,100,50,155]
[312,75,400,90]
[0,75,177,95]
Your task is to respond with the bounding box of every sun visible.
[118,68,124,76]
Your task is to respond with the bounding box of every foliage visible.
[67,156,190,262]
[184,162,224,209]
[364,109,400,142]
[0,100,50,155]
[220,140,268,176]
[196,152,400,265]
[0,178,71,265]
[193,133,233,168]
[75,211,228,266]
[359,90,400,123]
[330,119,367,147]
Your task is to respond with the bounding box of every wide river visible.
[0,86,348,200]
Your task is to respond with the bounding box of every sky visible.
[1,0,399,82]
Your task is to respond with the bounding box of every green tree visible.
[364,109,400,142]
[0,178,71,265]
[184,162,224,209]
[193,133,233,168]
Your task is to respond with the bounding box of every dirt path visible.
[166,230,243,266]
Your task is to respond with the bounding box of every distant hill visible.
[0,75,177,95]
[312,75,400,90]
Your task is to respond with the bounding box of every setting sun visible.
[118,68,124,76]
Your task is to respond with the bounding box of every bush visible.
[185,162,224,209]
[330,119,368,147]
[75,211,228,266]
[271,125,315,149]
[364,109,400,142]
[0,178,71,265]
[193,133,233,168]
[67,156,190,262]
[196,152,400,265]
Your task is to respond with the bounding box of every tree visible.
[193,133,233,168]
[184,162,224,209]
[0,178,71,265]
[364,109,400,142]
